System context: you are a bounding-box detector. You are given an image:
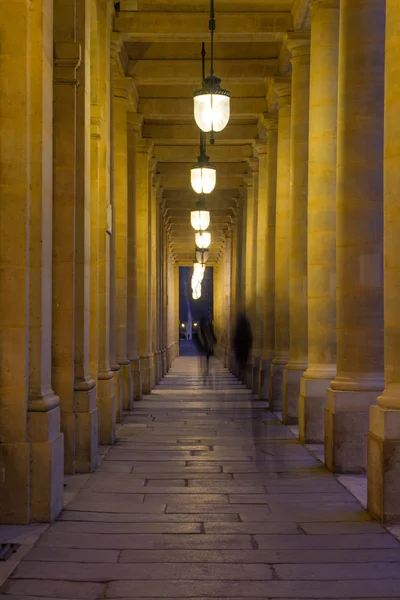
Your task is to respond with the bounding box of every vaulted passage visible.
[2,357,400,598]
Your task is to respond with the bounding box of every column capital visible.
[273,76,292,108]
[248,157,259,174]
[137,137,154,155]
[310,0,340,14]
[127,112,143,134]
[286,32,311,61]
[253,138,268,157]
[54,42,81,85]
[242,174,254,187]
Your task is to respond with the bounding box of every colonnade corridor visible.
[0,356,399,599]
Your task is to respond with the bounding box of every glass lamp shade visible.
[196,248,209,265]
[193,263,205,282]
[191,209,210,231]
[194,77,231,133]
[195,230,211,249]
[191,165,216,195]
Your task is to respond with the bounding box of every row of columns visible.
[0,0,179,523]
[223,0,400,521]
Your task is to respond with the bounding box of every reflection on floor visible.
[1,356,400,599]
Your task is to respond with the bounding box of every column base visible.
[252,356,261,396]
[150,353,156,390]
[155,351,162,384]
[368,405,400,521]
[131,357,142,401]
[260,359,271,401]
[325,387,378,473]
[140,355,152,395]
[97,371,116,445]
[282,366,304,425]
[299,377,330,443]
[0,442,30,523]
[28,401,64,522]
[111,365,121,426]
[119,361,133,412]
[74,385,98,473]
[269,360,287,412]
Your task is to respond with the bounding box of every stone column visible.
[112,80,133,412]
[96,0,116,445]
[254,139,268,396]
[229,217,238,372]
[260,114,278,400]
[149,165,159,389]
[136,137,154,394]
[53,0,98,474]
[368,0,400,520]
[282,34,311,425]
[270,79,292,411]
[127,113,142,400]
[299,0,340,443]
[244,163,258,388]
[325,0,385,473]
[0,0,64,523]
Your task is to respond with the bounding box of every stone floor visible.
[2,356,400,599]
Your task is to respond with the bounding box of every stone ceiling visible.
[114,0,310,264]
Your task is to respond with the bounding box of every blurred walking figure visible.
[198,314,217,377]
[233,312,253,384]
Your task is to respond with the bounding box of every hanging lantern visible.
[190,154,216,195]
[192,283,202,300]
[191,194,210,231]
[196,248,210,265]
[195,230,211,249]
[193,5,230,139]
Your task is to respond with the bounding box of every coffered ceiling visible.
[114,0,310,264]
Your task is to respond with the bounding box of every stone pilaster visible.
[244,169,257,389]
[136,137,154,394]
[270,78,292,411]
[299,0,340,443]
[96,0,116,445]
[282,33,311,425]
[325,0,385,473]
[112,78,133,414]
[254,139,268,397]
[368,0,400,520]
[53,0,98,474]
[127,113,143,400]
[260,114,278,400]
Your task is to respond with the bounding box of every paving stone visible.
[13,562,273,582]
[275,562,400,580]
[23,548,120,563]
[1,579,105,599]
[59,511,240,523]
[255,533,400,550]
[106,579,400,598]
[36,532,253,550]
[49,521,202,534]
[204,522,300,534]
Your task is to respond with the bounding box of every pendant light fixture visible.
[190,194,211,231]
[193,2,230,142]
[195,247,209,265]
[190,131,216,194]
[195,230,211,249]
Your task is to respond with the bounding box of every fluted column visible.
[260,114,278,400]
[325,0,385,473]
[127,113,142,400]
[270,79,292,411]
[136,138,154,394]
[299,0,340,443]
[282,34,311,425]
[53,0,98,474]
[112,80,133,413]
[254,139,268,397]
[368,0,400,520]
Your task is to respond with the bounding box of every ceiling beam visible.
[115,11,293,43]
[154,144,253,163]
[139,97,266,119]
[128,59,278,85]
[143,123,259,144]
